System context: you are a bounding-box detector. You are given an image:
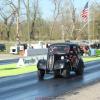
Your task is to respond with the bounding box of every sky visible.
[0,0,100,20]
[39,0,100,19]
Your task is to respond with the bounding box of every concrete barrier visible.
[24,48,48,56]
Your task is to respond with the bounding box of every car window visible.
[49,45,69,53]
[70,46,77,53]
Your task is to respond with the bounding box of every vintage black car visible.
[37,43,85,79]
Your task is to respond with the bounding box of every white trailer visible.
[10,46,20,54]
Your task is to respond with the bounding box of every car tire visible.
[37,69,45,79]
[75,61,84,75]
[63,67,70,79]
[46,70,50,74]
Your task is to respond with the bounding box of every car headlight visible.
[61,65,63,68]
[61,56,64,60]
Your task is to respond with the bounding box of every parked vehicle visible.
[0,44,6,51]
[81,40,93,46]
[65,40,70,43]
[37,42,85,79]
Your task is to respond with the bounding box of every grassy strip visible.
[0,57,100,76]
[0,63,37,76]
[82,57,100,62]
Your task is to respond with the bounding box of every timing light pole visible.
[27,0,30,48]
[88,0,90,42]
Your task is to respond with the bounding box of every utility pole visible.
[61,7,64,40]
[93,17,94,41]
[62,25,64,40]
[88,0,90,42]
[27,0,30,48]
[16,0,20,43]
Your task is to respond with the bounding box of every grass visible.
[82,57,100,62]
[0,63,37,76]
[0,57,100,77]
[0,51,10,54]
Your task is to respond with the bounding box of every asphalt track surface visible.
[0,59,100,100]
[0,59,19,65]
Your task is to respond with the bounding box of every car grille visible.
[47,55,54,70]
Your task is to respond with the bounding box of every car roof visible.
[50,42,80,46]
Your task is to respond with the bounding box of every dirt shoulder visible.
[57,80,100,100]
[0,54,22,59]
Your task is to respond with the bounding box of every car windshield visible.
[49,45,69,53]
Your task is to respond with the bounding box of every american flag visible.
[82,2,88,20]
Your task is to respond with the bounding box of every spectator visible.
[96,42,99,49]
[94,41,97,48]
[84,45,90,56]
[46,43,48,48]
[80,46,84,56]
[23,42,27,51]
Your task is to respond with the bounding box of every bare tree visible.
[2,0,18,41]
[62,0,77,40]
[49,0,62,40]
[21,0,40,40]
[30,0,39,39]
[0,7,16,40]
[0,23,3,40]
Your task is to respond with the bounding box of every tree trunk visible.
[6,25,9,41]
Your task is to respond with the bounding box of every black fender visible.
[54,59,70,70]
[37,59,47,70]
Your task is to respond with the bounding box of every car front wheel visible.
[63,68,70,79]
[37,69,45,79]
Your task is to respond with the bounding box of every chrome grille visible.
[49,55,54,70]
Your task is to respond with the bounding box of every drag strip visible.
[0,60,100,100]
[0,59,19,65]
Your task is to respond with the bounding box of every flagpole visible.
[88,0,90,42]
